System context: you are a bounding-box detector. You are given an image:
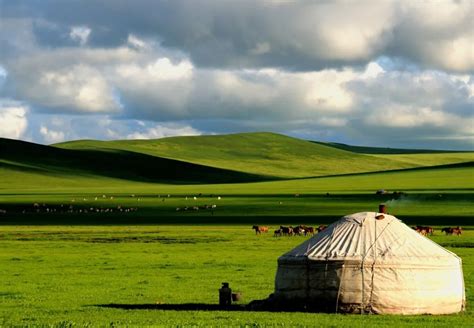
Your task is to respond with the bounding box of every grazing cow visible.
[317,225,327,233]
[452,227,462,236]
[293,226,304,236]
[274,229,282,237]
[413,226,429,236]
[441,227,451,235]
[414,226,433,236]
[443,226,462,236]
[304,226,315,236]
[442,227,462,236]
[280,226,293,236]
[252,225,269,234]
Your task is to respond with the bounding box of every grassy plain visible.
[0,133,473,326]
[0,225,473,327]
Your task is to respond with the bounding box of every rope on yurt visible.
[368,215,377,313]
[361,215,394,313]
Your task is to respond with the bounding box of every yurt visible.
[275,211,465,314]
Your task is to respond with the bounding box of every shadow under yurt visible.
[273,211,465,314]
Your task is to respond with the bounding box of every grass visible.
[1,132,473,326]
[0,225,473,327]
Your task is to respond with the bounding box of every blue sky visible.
[0,0,473,149]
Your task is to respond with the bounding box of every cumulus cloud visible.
[3,0,472,72]
[5,49,130,113]
[0,100,28,139]
[39,125,65,143]
[0,1,473,149]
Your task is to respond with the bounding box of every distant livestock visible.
[442,227,462,236]
[413,226,434,236]
[252,225,269,234]
[317,225,327,233]
[280,226,293,236]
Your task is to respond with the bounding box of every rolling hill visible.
[55,132,435,178]
[0,138,266,187]
[1,132,473,191]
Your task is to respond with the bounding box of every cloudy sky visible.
[0,0,473,149]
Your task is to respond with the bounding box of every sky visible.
[0,0,473,149]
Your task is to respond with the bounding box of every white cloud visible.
[69,26,91,46]
[365,105,453,128]
[0,101,28,139]
[37,65,119,112]
[39,125,65,144]
[126,123,201,139]
[303,69,355,113]
[116,57,193,81]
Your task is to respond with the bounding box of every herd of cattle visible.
[252,225,327,237]
[412,225,463,236]
[253,225,464,237]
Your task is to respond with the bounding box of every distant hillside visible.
[2,132,473,191]
[313,141,467,154]
[55,132,423,178]
[0,138,266,187]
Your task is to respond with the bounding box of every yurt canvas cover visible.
[275,212,465,314]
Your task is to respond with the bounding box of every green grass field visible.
[1,132,473,326]
[1,225,473,327]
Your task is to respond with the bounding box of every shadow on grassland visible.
[96,303,247,312]
[95,300,354,313]
[0,138,271,184]
[95,302,319,313]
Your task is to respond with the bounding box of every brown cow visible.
[413,226,429,236]
[317,225,327,233]
[442,227,462,236]
[293,226,304,236]
[252,225,269,234]
[280,226,293,236]
[414,226,433,236]
[299,225,315,236]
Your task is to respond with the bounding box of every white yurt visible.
[275,212,465,314]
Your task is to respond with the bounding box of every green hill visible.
[2,132,473,191]
[0,138,266,188]
[55,132,426,178]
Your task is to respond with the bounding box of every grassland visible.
[0,225,473,327]
[0,132,473,326]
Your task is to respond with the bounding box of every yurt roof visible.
[279,212,460,265]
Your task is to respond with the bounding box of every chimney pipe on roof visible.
[379,204,387,214]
